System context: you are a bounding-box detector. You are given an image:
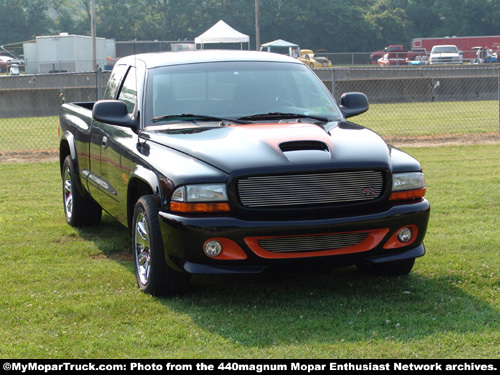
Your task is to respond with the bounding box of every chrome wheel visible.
[134,212,151,286]
[63,165,73,220]
[132,195,191,296]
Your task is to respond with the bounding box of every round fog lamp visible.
[204,240,222,257]
[397,227,413,243]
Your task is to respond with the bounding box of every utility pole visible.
[91,0,97,70]
[255,0,260,51]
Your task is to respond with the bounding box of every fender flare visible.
[127,165,165,229]
[60,131,78,169]
[59,131,89,199]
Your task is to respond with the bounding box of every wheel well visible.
[59,141,71,174]
[128,178,155,230]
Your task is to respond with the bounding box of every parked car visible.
[377,53,408,66]
[429,45,462,65]
[59,50,429,296]
[299,49,332,68]
[0,55,13,73]
[0,55,24,73]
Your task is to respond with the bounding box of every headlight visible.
[171,184,230,213]
[390,172,426,201]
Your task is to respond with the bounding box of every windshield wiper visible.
[237,112,331,122]
[151,113,250,124]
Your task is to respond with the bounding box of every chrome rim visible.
[134,212,151,286]
[63,165,73,220]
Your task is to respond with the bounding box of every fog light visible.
[397,227,412,243]
[204,240,222,257]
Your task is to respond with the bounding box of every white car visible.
[429,45,462,65]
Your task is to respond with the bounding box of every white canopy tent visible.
[195,20,250,49]
[260,39,300,57]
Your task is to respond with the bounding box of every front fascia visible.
[157,198,430,274]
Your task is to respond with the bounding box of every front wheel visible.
[132,195,190,296]
[356,257,415,276]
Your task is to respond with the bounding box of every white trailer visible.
[23,33,112,74]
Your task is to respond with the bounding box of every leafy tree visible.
[0,0,28,44]
[4,0,500,54]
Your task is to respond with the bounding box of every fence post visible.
[96,67,103,100]
[331,69,335,100]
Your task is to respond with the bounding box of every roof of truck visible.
[116,50,302,69]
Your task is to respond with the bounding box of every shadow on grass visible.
[171,269,499,346]
[80,214,499,347]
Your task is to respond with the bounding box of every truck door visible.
[87,64,128,209]
[93,66,138,225]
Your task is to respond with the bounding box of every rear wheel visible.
[357,257,415,276]
[62,155,102,227]
[132,195,190,296]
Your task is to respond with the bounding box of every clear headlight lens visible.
[172,184,228,202]
[392,172,425,191]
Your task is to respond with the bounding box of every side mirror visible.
[340,92,369,118]
[92,100,137,128]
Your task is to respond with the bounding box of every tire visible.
[62,155,102,227]
[132,195,190,296]
[356,257,415,276]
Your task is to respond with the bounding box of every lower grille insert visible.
[258,232,368,253]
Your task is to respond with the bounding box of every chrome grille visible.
[258,232,368,253]
[237,170,384,208]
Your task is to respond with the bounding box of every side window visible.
[104,64,128,99]
[118,67,137,113]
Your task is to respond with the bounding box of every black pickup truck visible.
[59,50,430,296]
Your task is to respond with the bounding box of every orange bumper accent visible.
[383,225,418,249]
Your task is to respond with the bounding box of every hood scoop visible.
[280,141,329,152]
[279,141,332,163]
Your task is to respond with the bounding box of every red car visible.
[378,53,408,66]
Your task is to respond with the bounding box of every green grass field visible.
[0,100,498,152]
[0,144,498,359]
[362,101,499,136]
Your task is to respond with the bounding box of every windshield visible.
[432,46,458,54]
[144,61,341,126]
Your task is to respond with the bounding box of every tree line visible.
[2,0,500,53]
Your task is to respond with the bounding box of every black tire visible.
[62,155,102,227]
[356,257,415,276]
[132,195,190,296]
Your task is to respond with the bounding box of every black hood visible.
[143,122,391,174]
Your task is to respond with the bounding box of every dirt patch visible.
[1,133,499,163]
[385,132,500,148]
[0,149,59,163]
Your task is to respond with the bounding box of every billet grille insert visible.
[258,232,369,253]
[237,170,384,208]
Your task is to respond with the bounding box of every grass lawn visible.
[359,101,499,137]
[0,144,499,359]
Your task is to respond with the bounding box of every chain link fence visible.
[316,65,500,143]
[0,65,499,154]
[0,70,110,152]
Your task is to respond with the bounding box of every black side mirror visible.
[340,92,369,118]
[92,100,137,128]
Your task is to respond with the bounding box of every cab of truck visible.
[429,45,462,65]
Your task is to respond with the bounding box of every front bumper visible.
[158,199,430,274]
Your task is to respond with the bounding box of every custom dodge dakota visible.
[59,50,430,296]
